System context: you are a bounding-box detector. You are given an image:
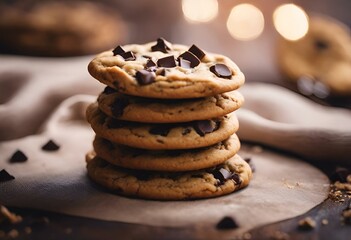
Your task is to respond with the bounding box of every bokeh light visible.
[226,4,265,41]
[273,4,309,41]
[182,0,218,24]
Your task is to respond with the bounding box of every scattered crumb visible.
[7,229,19,238]
[272,231,290,240]
[0,205,22,224]
[334,181,351,191]
[24,227,32,235]
[65,228,72,234]
[251,145,263,153]
[298,217,316,230]
[321,219,329,225]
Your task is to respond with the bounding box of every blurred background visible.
[1,0,351,107]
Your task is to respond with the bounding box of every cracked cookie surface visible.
[86,153,252,200]
[86,103,239,150]
[97,87,244,123]
[93,134,240,171]
[88,40,245,99]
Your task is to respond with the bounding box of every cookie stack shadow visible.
[85,40,252,200]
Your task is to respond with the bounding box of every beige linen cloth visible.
[0,55,350,230]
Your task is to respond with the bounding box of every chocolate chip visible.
[112,45,125,56]
[188,44,205,60]
[157,56,176,68]
[111,98,129,117]
[216,216,239,230]
[142,55,152,59]
[41,140,60,151]
[149,125,171,137]
[151,38,171,53]
[230,173,242,185]
[8,150,27,163]
[182,128,192,135]
[178,51,200,68]
[193,120,216,136]
[121,51,136,61]
[212,168,232,184]
[0,169,15,182]
[178,58,191,69]
[210,64,232,79]
[102,86,116,95]
[156,68,166,76]
[146,59,157,68]
[314,39,329,50]
[330,167,351,183]
[135,70,156,85]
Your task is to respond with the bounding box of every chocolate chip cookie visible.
[86,152,252,200]
[88,38,245,99]
[86,103,239,150]
[93,134,240,171]
[97,87,244,123]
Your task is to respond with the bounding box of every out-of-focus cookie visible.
[0,1,125,56]
[97,87,244,123]
[86,103,239,150]
[86,153,252,200]
[88,39,245,99]
[93,134,240,171]
[277,15,351,96]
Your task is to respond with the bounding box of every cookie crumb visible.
[298,217,316,230]
[321,219,329,225]
[251,145,263,153]
[216,216,239,230]
[24,227,32,235]
[0,205,22,224]
[272,231,290,240]
[7,229,19,238]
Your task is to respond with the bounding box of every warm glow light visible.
[226,4,265,41]
[182,0,218,23]
[273,4,309,41]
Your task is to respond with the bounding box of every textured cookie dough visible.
[86,103,239,150]
[93,134,240,171]
[86,153,252,200]
[88,40,245,99]
[97,88,244,123]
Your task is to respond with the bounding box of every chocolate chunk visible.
[142,55,152,59]
[188,44,205,60]
[135,70,156,85]
[314,39,329,50]
[8,150,27,163]
[216,216,239,230]
[212,168,231,184]
[0,169,15,182]
[151,38,171,53]
[157,56,176,68]
[156,68,166,76]
[330,167,351,183]
[178,51,200,68]
[146,59,157,68]
[111,98,129,117]
[41,140,60,151]
[121,51,136,61]
[149,125,171,137]
[230,173,242,185]
[193,120,216,136]
[210,64,232,79]
[112,45,125,56]
[102,86,116,95]
[178,58,191,69]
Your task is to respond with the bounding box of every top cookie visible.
[88,38,245,99]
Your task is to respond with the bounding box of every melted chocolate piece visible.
[121,51,136,61]
[112,45,125,56]
[210,64,232,79]
[178,51,200,68]
[193,120,216,136]
[41,140,60,151]
[314,39,329,50]
[102,86,116,95]
[216,216,239,230]
[157,56,176,68]
[149,125,171,137]
[9,150,28,163]
[178,58,191,69]
[0,169,15,182]
[111,98,129,117]
[151,38,171,53]
[188,44,205,60]
[135,70,156,85]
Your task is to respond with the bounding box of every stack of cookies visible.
[86,38,252,200]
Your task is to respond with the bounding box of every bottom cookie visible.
[86,152,252,200]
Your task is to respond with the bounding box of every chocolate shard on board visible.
[42,140,60,151]
[121,51,136,61]
[216,216,239,230]
[188,44,206,60]
[102,86,116,95]
[0,169,15,182]
[157,56,176,68]
[178,51,200,68]
[135,70,156,85]
[151,38,171,53]
[178,58,191,69]
[9,150,28,163]
[112,45,125,56]
[111,98,129,117]
[210,64,232,79]
[149,125,171,137]
[193,120,216,136]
